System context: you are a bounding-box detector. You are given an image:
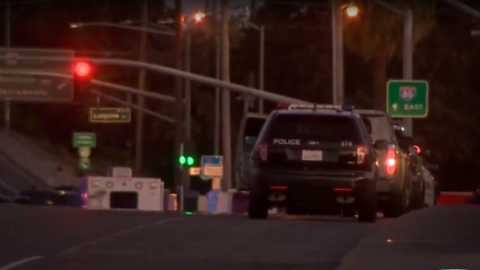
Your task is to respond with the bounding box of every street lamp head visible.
[194,11,206,23]
[345,5,359,17]
[69,23,83,28]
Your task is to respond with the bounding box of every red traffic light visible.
[74,61,91,77]
[413,145,421,154]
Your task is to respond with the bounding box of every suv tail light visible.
[356,146,368,164]
[256,143,268,161]
[385,150,396,175]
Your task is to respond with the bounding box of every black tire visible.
[383,184,408,218]
[410,181,425,210]
[357,180,377,223]
[248,186,268,219]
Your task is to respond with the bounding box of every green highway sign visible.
[0,48,74,101]
[89,107,132,123]
[73,132,96,148]
[78,157,90,171]
[386,80,429,118]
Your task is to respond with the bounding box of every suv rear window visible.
[264,114,361,143]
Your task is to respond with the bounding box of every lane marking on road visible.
[0,256,43,270]
[55,217,182,256]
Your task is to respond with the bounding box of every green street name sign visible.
[73,132,96,148]
[386,80,429,118]
[0,48,74,101]
[89,107,131,123]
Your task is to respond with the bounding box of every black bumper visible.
[252,170,375,204]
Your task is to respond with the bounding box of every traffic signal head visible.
[179,155,195,166]
[178,139,197,167]
[73,60,92,93]
[74,61,91,77]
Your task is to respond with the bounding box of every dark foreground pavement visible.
[337,205,480,270]
[0,205,381,270]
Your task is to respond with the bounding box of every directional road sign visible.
[386,80,429,118]
[73,132,96,148]
[0,48,74,101]
[200,155,223,180]
[89,107,131,123]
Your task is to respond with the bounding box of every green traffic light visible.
[187,156,194,166]
[179,156,186,164]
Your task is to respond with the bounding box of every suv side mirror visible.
[373,139,388,150]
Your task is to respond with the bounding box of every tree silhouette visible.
[343,0,436,110]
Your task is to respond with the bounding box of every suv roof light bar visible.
[284,104,355,111]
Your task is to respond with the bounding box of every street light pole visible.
[402,9,414,136]
[184,30,191,139]
[214,37,221,155]
[332,0,344,105]
[135,0,148,174]
[174,0,184,194]
[221,0,232,191]
[4,0,11,132]
[258,25,265,113]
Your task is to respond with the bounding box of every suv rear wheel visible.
[384,184,408,218]
[248,184,269,219]
[357,181,377,223]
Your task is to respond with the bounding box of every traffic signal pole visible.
[0,56,312,105]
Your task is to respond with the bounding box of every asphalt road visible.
[0,205,386,270]
[0,152,46,200]
[2,205,478,270]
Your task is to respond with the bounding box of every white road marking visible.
[0,256,43,270]
[55,217,181,256]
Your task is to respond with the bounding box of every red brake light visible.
[385,150,396,175]
[356,145,368,163]
[256,143,268,161]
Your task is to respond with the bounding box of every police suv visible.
[248,104,385,223]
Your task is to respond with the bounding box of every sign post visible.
[200,155,224,190]
[89,107,132,123]
[73,132,96,172]
[386,80,429,118]
[0,48,74,101]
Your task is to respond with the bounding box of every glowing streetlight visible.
[194,11,206,23]
[345,5,359,17]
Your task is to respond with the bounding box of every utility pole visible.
[4,0,11,132]
[174,0,184,190]
[220,0,232,191]
[134,0,148,174]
